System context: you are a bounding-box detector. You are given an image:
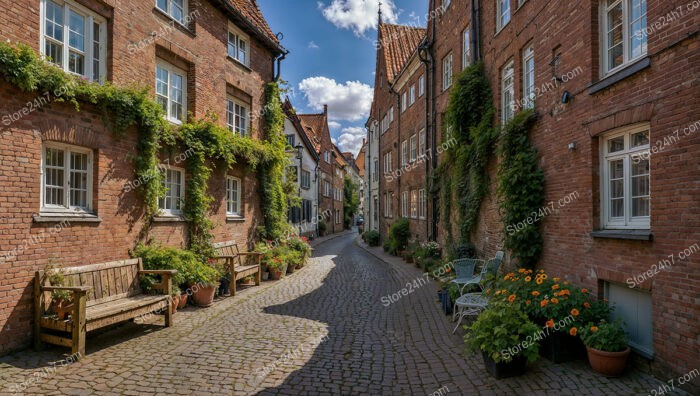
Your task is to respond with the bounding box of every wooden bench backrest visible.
[36,258,143,307]
[213,241,243,267]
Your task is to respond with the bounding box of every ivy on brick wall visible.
[496,110,544,269]
[0,43,290,257]
[437,61,496,248]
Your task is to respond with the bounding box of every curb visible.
[355,236,393,265]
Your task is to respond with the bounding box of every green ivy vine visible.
[496,110,544,268]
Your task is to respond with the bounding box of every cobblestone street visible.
[0,232,675,395]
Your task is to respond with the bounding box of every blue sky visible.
[258,0,428,156]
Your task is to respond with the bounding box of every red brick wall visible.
[0,0,275,354]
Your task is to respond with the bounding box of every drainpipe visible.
[273,49,289,82]
[388,82,400,220]
[471,0,481,62]
[418,39,432,241]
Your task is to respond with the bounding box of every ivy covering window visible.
[501,61,515,123]
[156,62,186,124]
[419,189,426,219]
[602,0,647,75]
[442,52,453,91]
[159,167,184,215]
[156,0,186,24]
[497,0,511,30]
[228,26,249,66]
[226,176,241,216]
[463,28,471,69]
[41,0,106,82]
[226,97,249,136]
[42,143,92,212]
[601,125,650,229]
[523,44,535,109]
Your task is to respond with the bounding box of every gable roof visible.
[378,23,426,83]
[212,0,284,53]
[297,113,327,154]
[282,98,320,162]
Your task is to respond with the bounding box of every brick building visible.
[0,0,284,355]
[371,0,699,385]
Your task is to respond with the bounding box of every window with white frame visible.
[601,0,647,75]
[324,151,331,163]
[384,151,392,173]
[442,53,453,91]
[226,176,241,216]
[227,25,249,66]
[323,180,331,197]
[523,44,535,109]
[418,74,425,97]
[159,167,185,215]
[501,61,515,123]
[285,134,295,147]
[410,134,417,162]
[301,169,311,189]
[401,140,408,166]
[418,129,426,157]
[389,106,395,122]
[409,85,416,105]
[401,92,407,112]
[401,191,409,218]
[41,0,106,82]
[156,61,186,124]
[156,0,187,24]
[226,97,249,136]
[42,142,93,212]
[497,0,511,31]
[463,28,471,69]
[419,189,426,219]
[601,125,650,229]
[410,190,418,219]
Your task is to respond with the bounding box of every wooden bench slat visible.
[86,295,167,321]
[60,259,141,275]
[41,333,73,348]
[40,317,71,332]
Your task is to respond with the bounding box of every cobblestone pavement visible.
[0,232,679,395]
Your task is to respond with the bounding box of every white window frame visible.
[401,92,407,112]
[418,75,425,97]
[419,189,426,219]
[410,189,418,219]
[227,23,250,67]
[226,96,249,136]
[601,0,648,76]
[401,191,409,218]
[40,0,106,82]
[301,169,311,189]
[600,124,651,230]
[401,140,408,166]
[501,60,515,124]
[409,85,416,106]
[462,28,471,70]
[159,166,185,216]
[523,44,535,110]
[41,142,93,213]
[226,176,241,216]
[410,134,417,162]
[384,151,392,173]
[389,106,395,122]
[418,128,426,157]
[156,61,187,124]
[156,0,188,25]
[442,52,453,91]
[497,0,511,31]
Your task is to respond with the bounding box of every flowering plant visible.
[578,320,628,352]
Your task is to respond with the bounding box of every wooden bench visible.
[213,241,262,296]
[34,258,175,355]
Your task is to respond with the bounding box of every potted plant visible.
[579,320,630,377]
[464,302,540,378]
[268,257,287,280]
[187,260,221,307]
[240,275,256,286]
[44,262,73,320]
[178,289,189,309]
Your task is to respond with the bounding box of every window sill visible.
[153,215,187,223]
[33,213,102,223]
[153,8,196,36]
[588,57,651,95]
[590,229,653,241]
[226,215,245,223]
[226,56,252,72]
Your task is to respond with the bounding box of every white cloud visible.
[319,0,398,36]
[337,126,365,156]
[328,121,342,130]
[308,41,320,49]
[298,76,373,122]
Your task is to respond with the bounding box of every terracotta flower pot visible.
[191,284,217,307]
[170,295,179,314]
[52,299,74,321]
[240,278,255,286]
[269,269,283,280]
[586,346,630,377]
[178,293,188,309]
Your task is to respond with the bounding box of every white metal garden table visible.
[452,293,488,333]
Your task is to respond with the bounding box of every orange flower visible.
[536,278,543,285]
[553,277,560,282]
[539,269,545,274]
[524,276,532,282]
[550,298,559,304]
[508,294,517,303]
[531,291,540,296]
[552,284,560,290]
[546,319,555,328]
[583,302,591,308]
[570,308,580,316]
[526,300,531,305]
[518,268,526,273]
[445,268,451,273]
[540,299,549,307]
[561,290,570,296]
[581,288,589,293]
[495,290,502,295]
[501,289,508,294]
[590,326,599,332]
[541,274,548,280]
[569,327,578,336]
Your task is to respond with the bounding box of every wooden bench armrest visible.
[41,285,92,294]
[138,270,174,295]
[139,270,178,275]
[236,252,262,256]
[213,255,237,259]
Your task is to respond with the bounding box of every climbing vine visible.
[437,61,496,247]
[496,110,544,268]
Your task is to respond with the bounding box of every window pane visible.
[607,2,624,70]
[171,0,184,22]
[93,23,101,82]
[68,51,85,75]
[608,135,625,153]
[609,159,625,218]
[68,11,85,52]
[631,130,649,147]
[170,73,184,121]
[156,0,168,12]
[44,148,65,207]
[156,66,169,113]
[238,39,247,64]
[45,1,64,42]
[45,41,63,65]
[69,152,89,208]
[228,33,237,58]
[630,0,647,58]
[631,159,650,217]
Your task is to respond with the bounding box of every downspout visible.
[418,39,433,241]
[313,160,320,238]
[273,49,288,82]
[388,83,400,219]
[471,0,481,62]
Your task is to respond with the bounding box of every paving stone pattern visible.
[0,232,676,395]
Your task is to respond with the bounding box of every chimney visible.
[323,104,328,115]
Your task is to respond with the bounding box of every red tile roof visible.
[297,113,326,154]
[214,0,281,50]
[378,23,426,82]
